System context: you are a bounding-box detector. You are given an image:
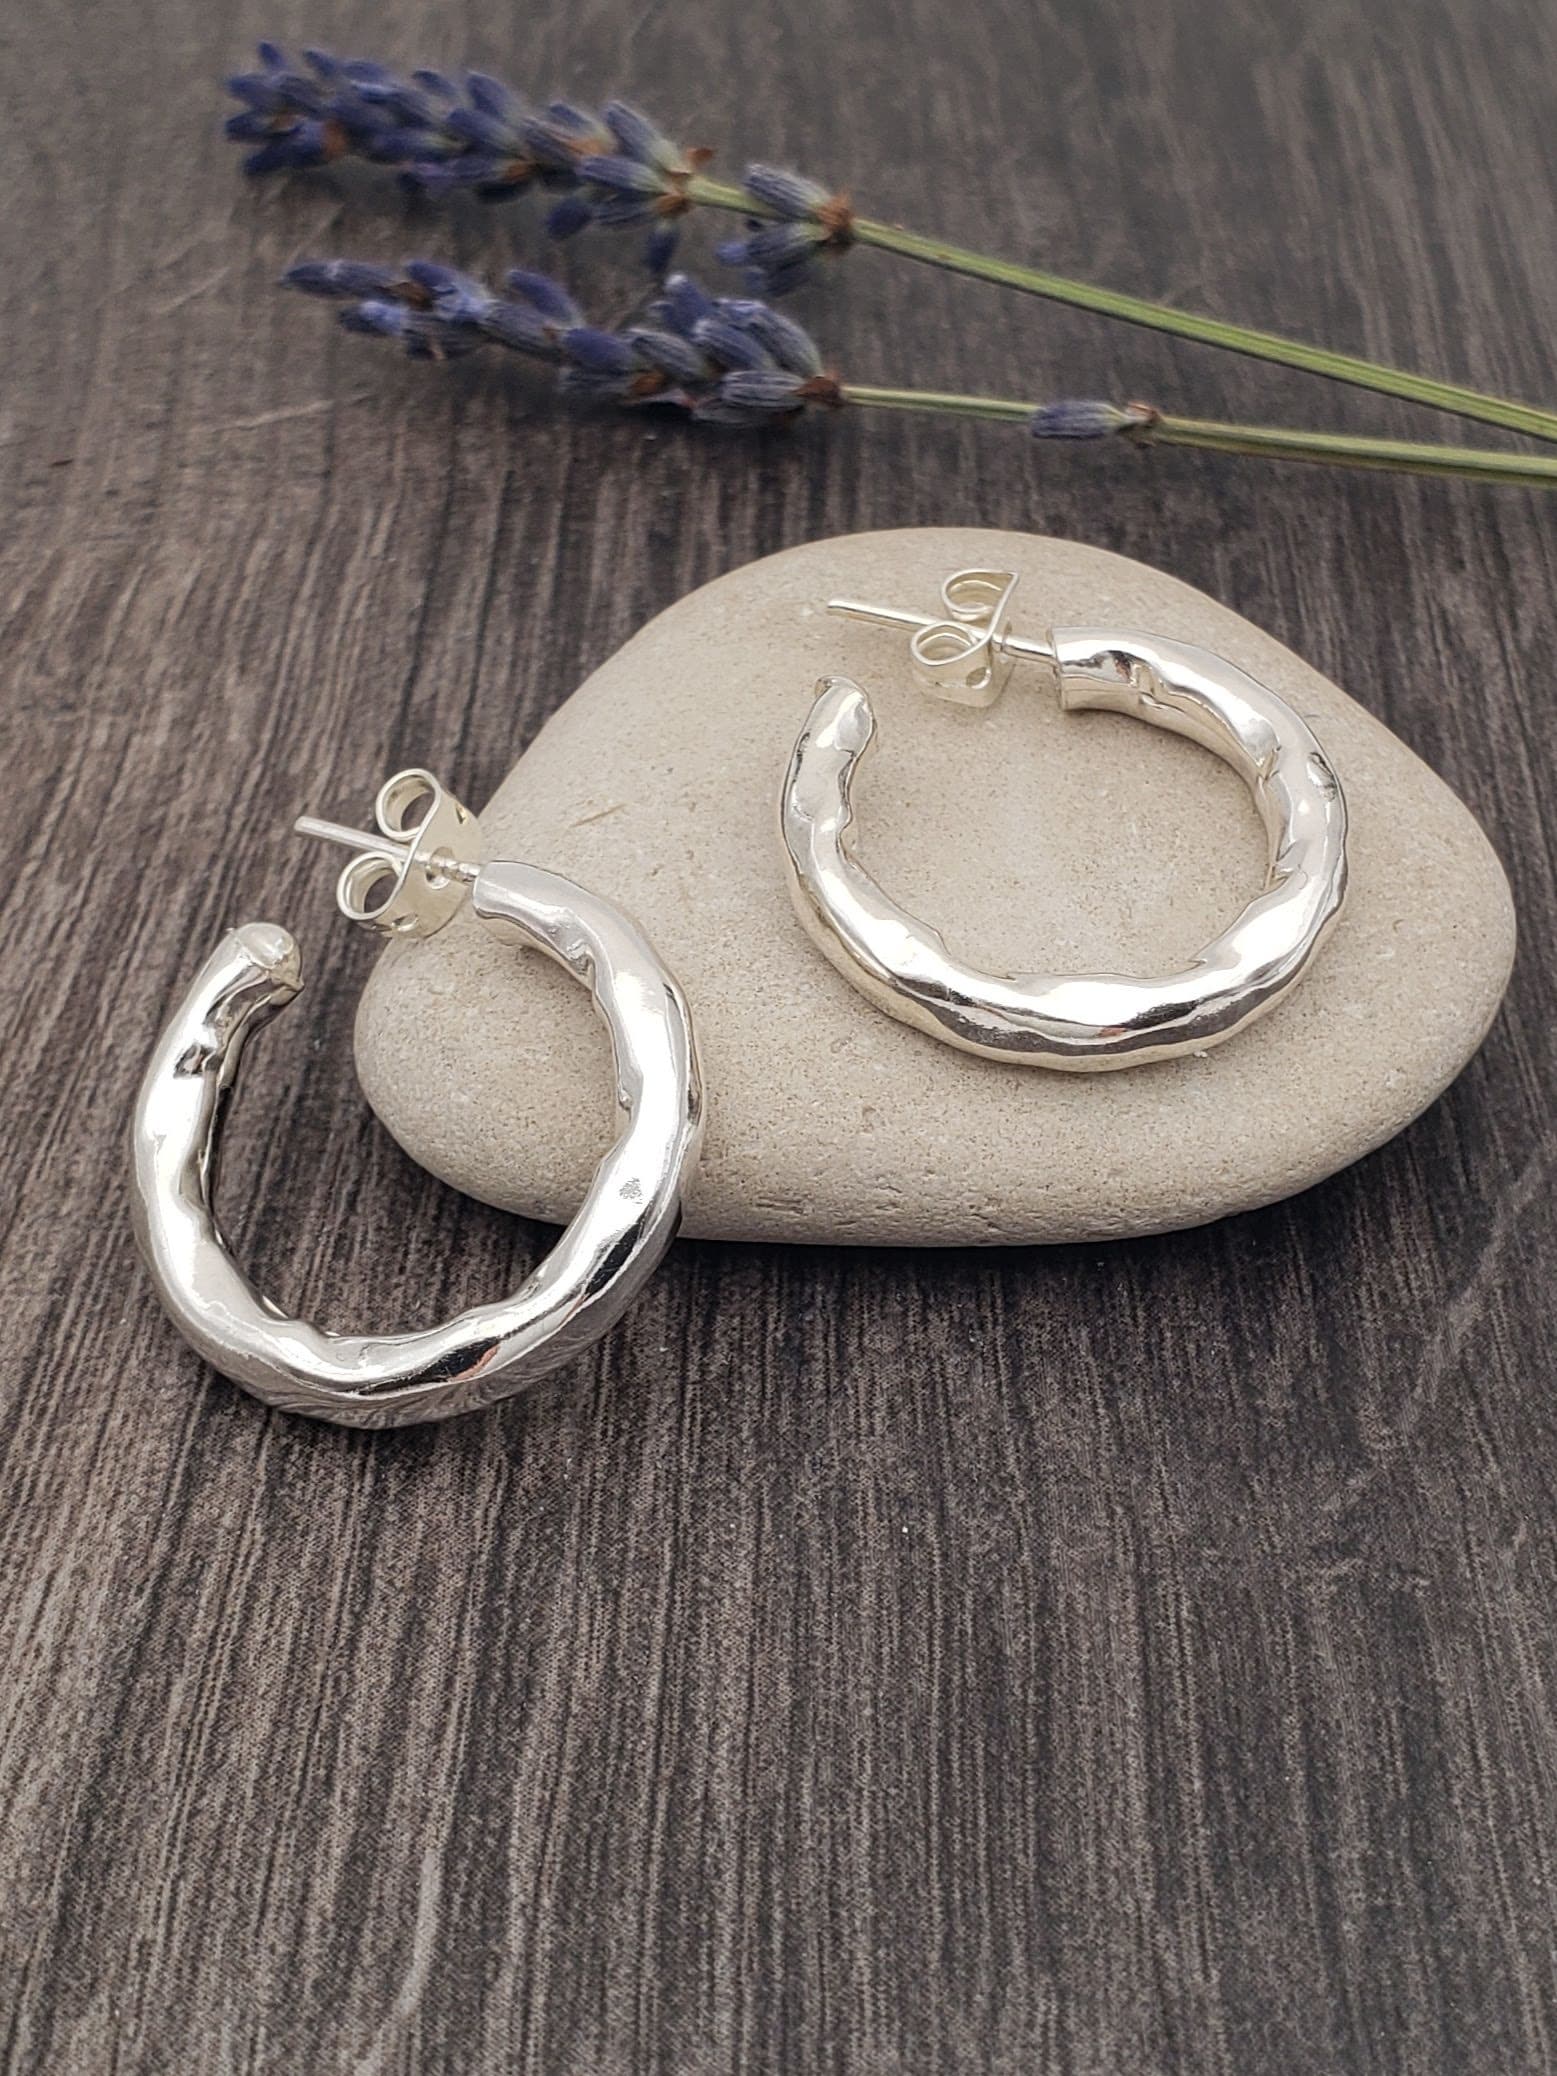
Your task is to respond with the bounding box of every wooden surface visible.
[4,0,1556,2068]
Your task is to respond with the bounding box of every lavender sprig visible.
[283,262,841,423]
[226,45,711,270]
[229,43,1557,446]
[279,257,1557,485]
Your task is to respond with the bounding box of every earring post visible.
[292,815,480,884]
[293,815,394,855]
[825,597,1056,665]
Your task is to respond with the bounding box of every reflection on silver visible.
[131,772,703,1427]
[781,574,1348,1070]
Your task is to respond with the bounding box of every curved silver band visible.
[131,862,703,1426]
[780,630,1349,1069]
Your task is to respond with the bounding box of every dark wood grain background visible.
[5,0,1557,2068]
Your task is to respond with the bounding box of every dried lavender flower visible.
[1029,400,1160,440]
[646,272,718,336]
[621,327,711,385]
[742,166,833,218]
[338,299,482,359]
[226,44,455,175]
[282,258,402,299]
[716,164,855,293]
[227,46,701,270]
[691,368,821,426]
[690,316,774,372]
[282,260,836,422]
[716,298,823,376]
[522,103,610,174]
[482,270,584,356]
[561,100,714,271]
[503,269,584,326]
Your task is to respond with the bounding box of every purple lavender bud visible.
[241,122,333,175]
[324,96,388,136]
[445,105,517,153]
[750,253,817,299]
[357,125,432,164]
[224,111,275,141]
[588,193,658,228]
[718,297,821,376]
[714,222,826,296]
[338,298,415,342]
[361,302,482,360]
[465,71,518,118]
[351,78,436,126]
[545,192,595,239]
[381,124,454,162]
[689,377,807,426]
[741,164,831,219]
[283,259,401,299]
[717,369,808,412]
[403,259,495,323]
[644,222,680,277]
[623,326,708,384]
[577,153,663,195]
[503,269,584,325]
[247,45,316,95]
[691,315,771,371]
[713,222,821,294]
[1029,400,1134,440]
[400,259,468,292]
[520,114,587,171]
[226,72,298,114]
[261,64,326,111]
[603,101,677,170]
[650,272,718,338]
[529,101,606,164]
[401,154,497,195]
[561,326,639,374]
[480,301,564,358]
[739,221,821,267]
[412,68,458,99]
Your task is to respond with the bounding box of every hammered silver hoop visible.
[780,598,1349,1071]
[131,775,703,1427]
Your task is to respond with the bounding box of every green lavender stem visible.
[689,177,1557,447]
[839,385,1557,487]
[1150,415,1557,484]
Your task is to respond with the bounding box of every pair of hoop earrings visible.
[132,566,1348,1427]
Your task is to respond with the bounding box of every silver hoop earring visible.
[131,769,703,1427]
[779,568,1348,1070]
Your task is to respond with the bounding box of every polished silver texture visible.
[781,568,1349,1070]
[131,770,703,1426]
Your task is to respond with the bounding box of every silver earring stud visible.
[131,769,703,1427]
[779,567,1348,1070]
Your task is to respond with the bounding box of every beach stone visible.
[355,529,1515,1246]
